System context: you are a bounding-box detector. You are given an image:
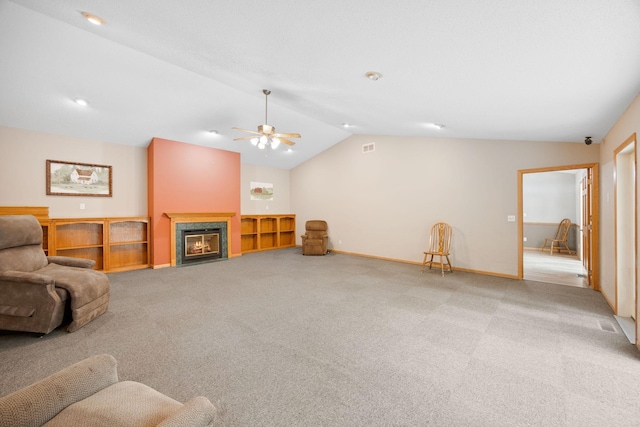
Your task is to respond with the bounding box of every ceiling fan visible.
[233,89,301,149]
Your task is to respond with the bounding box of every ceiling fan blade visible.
[279,138,296,146]
[234,136,259,141]
[232,127,261,135]
[273,132,301,138]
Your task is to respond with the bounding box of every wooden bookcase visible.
[0,208,150,272]
[49,217,150,272]
[241,216,258,252]
[106,218,150,272]
[240,214,296,253]
[53,220,105,270]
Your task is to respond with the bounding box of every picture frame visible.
[46,159,112,197]
[250,181,274,200]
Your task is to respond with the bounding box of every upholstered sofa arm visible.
[0,354,119,427]
[47,256,96,269]
[157,396,218,427]
[0,270,54,285]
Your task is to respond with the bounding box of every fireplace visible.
[166,213,234,267]
[181,228,221,264]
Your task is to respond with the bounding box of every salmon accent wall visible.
[148,137,241,266]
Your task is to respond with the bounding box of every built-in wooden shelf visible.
[240,214,296,253]
[0,208,150,273]
[107,218,150,272]
[49,217,150,272]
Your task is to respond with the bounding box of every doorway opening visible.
[518,163,599,290]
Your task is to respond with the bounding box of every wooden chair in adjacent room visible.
[421,222,453,276]
[541,218,574,255]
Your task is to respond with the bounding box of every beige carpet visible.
[1,248,638,426]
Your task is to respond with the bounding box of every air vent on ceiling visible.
[362,142,375,153]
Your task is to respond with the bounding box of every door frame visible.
[517,163,600,290]
[613,133,637,322]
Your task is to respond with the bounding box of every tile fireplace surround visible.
[165,212,235,267]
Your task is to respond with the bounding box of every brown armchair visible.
[0,215,110,334]
[301,220,328,255]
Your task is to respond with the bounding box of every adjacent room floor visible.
[524,249,587,288]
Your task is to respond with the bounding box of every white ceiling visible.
[2,0,640,169]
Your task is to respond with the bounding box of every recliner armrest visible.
[47,255,96,269]
[156,396,218,427]
[0,270,54,285]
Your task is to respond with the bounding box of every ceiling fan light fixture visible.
[233,89,301,150]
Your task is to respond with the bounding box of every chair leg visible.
[423,254,452,276]
[421,253,428,273]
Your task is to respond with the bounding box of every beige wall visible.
[0,126,147,218]
[291,134,599,277]
[598,93,640,319]
[241,164,291,214]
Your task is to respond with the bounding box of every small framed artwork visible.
[250,181,274,200]
[46,160,112,197]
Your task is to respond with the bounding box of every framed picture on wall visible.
[46,159,113,197]
[250,181,274,200]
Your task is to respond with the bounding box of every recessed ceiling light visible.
[427,123,445,130]
[365,71,382,81]
[208,129,219,135]
[81,11,105,26]
[287,148,293,153]
[342,123,351,128]
[74,98,89,106]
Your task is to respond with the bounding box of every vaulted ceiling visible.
[2,0,639,169]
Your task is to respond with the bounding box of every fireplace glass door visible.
[185,233,219,257]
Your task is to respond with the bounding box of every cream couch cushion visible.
[44,381,182,427]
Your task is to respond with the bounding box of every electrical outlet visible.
[80,203,85,210]
[523,237,527,242]
[339,240,342,244]
[507,215,515,222]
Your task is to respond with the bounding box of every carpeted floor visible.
[1,248,639,426]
